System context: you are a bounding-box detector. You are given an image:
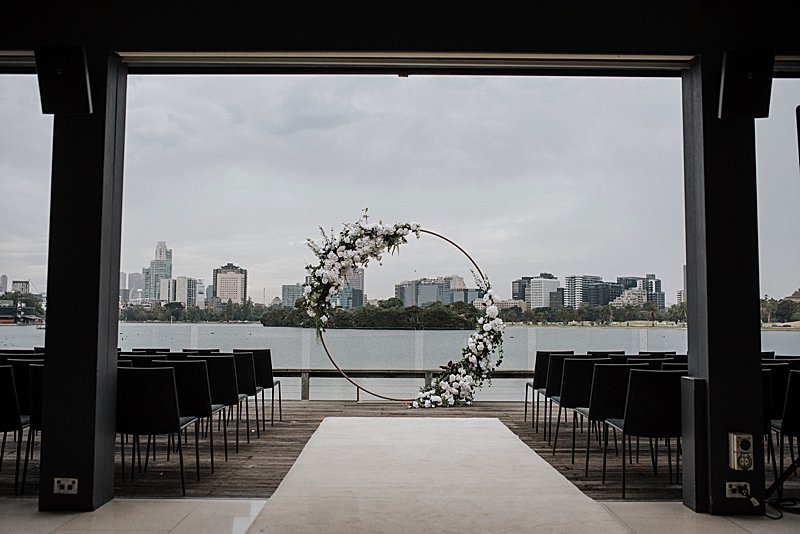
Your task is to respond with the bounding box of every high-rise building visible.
[512,277,534,301]
[213,263,247,305]
[677,289,685,304]
[564,275,602,308]
[337,287,364,308]
[11,280,30,294]
[0,274,7,294]
[282,283,305,308]
[128,272,144,300]
[344,268,365,291]
[120,272,127,290]
[175,276,198,307]
[525,275,561,310]
[585,281,624,306]
[143,241,172,302]
[644,273,666,309]
[159,278,176,304]
[395,276,478,307]
[195,278,206,308]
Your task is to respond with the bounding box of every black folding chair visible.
[575,363,648,479]
[525,350,573,429]
[188,355,243,458]
[234,349,282,428]
[606,369,686,498]
[551,357,610,462]
[116,367,198,496]
[0,365,30,494]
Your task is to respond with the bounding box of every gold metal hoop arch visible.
[319,228,486,402]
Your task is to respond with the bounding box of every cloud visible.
[2,74,797,302]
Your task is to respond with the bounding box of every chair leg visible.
[209,416,215,473]
[254,395,260,438]
[261,389,267,431]
[667,438,673,484]
[547,399,553,444]
[120,433,126,482]
[277,382,282,421]
[779,432,785,499]
[524,385,529,422]
[1,431,6,473]
[222,409,229,462]
[13,427,24,495]
[177,434,186,497]
[21,426,35,494]
[235,404,240,453]
[534,390,539,431]
[602,423,609,484]
[552,405,562,454]
[244,400,251,444]
[622,431,627,499]
[571,412,577,464]
[271,388,276,427]
[194,421,200,482]
[768,432,778,482]
[585,418,592,477]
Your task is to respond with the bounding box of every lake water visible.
[3,323,798,401]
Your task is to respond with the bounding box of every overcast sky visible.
[1,74,798,304]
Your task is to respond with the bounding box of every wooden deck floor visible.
[7,398,798,501]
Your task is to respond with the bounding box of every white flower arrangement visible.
[302,211,504,408]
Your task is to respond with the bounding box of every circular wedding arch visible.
[303,218,505,407]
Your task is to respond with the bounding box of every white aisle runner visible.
[247,417,629,533]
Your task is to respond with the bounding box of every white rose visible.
[303,285,312,295]
[424,400,431,408]
[412,401,419,408]
[483,324,492,332]
[486,305,498,318]
[320,316,329,324]
[307,309,316,317]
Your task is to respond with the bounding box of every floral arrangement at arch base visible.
[302,211,504,408]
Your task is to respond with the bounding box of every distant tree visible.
[498,305,523,323]
[556,306,575,324]
[378,297,404,309]
[774,299,796,323]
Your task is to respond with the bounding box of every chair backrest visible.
[8,358,43,415]
[771,359,800,371]
[234,348,276,389]
[780,370,800,436]
[622,370,687,438]
[639,351,677,356]
[160,360,214,418]
[763,363,790,420]
[187,355,240,405]
[117,360,133,367]
[761,351,775,359]
[0,348,40,354]
[532,350,572,389]
[229,352,257,395]
[182,348,220,355]
[587,363,649,421]
[626,357,672,370]
[118,354,168,367]
[661,362,688,371]
[558,358,611,408]
[29,364,44,430]
[545,354,580,397]
[116,367,181,435]
[0,365,24,432]
[131,348,171,354]
[588,350,625,356]
[670,354,689,363]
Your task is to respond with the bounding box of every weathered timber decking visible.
[6,399,798,501]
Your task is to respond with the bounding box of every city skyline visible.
[2,75,799,303]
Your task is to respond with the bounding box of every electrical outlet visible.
[53,478,78,495]
[725,481,750,498]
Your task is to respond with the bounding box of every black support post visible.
[38,49,127,511]
[681,54,765,514]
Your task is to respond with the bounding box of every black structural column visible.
[681,54,765,514]
[38,50,126,511]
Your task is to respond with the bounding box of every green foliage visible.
[120,298,267,323]
[0,291,45,316]
[260,301,478,330]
